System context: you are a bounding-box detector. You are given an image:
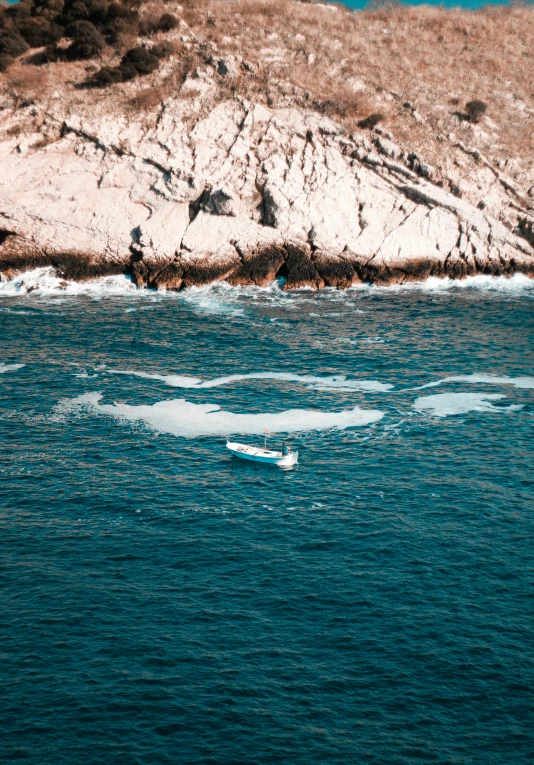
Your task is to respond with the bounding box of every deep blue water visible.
[1,271,533,765]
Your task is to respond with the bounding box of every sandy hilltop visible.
[1,0,533,289]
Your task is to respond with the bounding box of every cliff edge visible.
[1,0,533,289]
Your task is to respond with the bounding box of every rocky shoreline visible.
[2,98,534,291]
[2,4,534,291]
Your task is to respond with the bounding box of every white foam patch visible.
[179,284,245,317]
[0,267,138,296]
[414,392,523,418]
[108,370,393,393]
[60,392,384,437]
[0,362,24,374]
[415,374,534,390]
[363,274,534,293]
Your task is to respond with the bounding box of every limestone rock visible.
[1,92,533,289]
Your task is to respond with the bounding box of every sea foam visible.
[415,374,534,390]
[369,273,534,294]
[60,392,384,437]
[108,370,393,393]
[0,268,138,297]
[0,362,25,374]
[413,392,523,418]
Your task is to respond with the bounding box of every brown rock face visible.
[228,247,286,287]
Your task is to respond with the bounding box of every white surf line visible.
[413,392,523,418]
[413,374,534,391]
[0,267,138,296]
[58,392,384,438]
[107,370,394,393]
[366,274,534,293]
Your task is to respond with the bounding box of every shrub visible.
[121,45,159,74]
[87,45,162,87]
[92,64,123,84]
[358,113,385,130]
[66,19,99,40]
[5,1,32,21]
[32,0,66,22]
[105,18,131,43]
[0,53,15,72]
[88,1,111,26]
[117,61,138,80]
[313,97,349,118]
[157,13,178,32]
[65,20,104,59]
[0,33,30,58]
[465,99,487,123]
[19,19,62,47]
[107,2,138,21]
[151,40,174,59]
[64,1,90,22]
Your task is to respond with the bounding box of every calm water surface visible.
[1,271,533,765]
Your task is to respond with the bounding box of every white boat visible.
[226,440,298,467]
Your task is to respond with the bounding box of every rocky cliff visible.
[1,0,533,289]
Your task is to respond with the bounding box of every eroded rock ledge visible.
[1,96,534,290]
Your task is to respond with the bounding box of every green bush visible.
[5,1,32,22]
[151,40,174,59]
[64,1,91,22]
[465,100,487,123]
[19,18,62,47]
[0,33,30,58]
[117,61,138,80]
[65,20,104,59]
[92,64,123,84]
[88,44,161,87]
[0,53,15,72]
[157,13,178,32]
[107,2,138,22]
[358,113,385,130]
[121,45,159,74]
[32,0,65,22]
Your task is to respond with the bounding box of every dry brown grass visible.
[1,0,533,180]
[4,62,48,101]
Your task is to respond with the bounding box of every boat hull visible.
[226,441,298,467]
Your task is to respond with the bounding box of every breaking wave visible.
[368,274,534,294]
[0,268,138,297]
[58,392,384,438]
[1,269,532,304]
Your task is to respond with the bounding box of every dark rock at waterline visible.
[228,246,286,287]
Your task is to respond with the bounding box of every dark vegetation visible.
[465,99,487,123]
[88,40,172,86]
[358,113,385,130]
[0,0,178,80]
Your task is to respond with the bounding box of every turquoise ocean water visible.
[1,270,533,763]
